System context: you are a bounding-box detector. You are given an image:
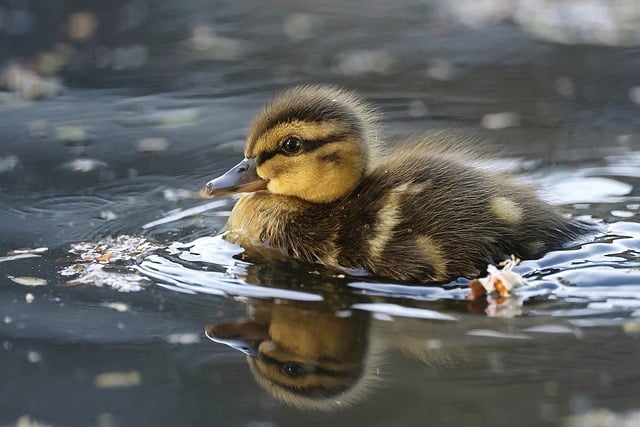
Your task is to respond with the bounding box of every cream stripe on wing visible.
[415,235,448,282]
[368,183,409,260]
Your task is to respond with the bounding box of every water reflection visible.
[204,293,467,411]
[206,298,373,410]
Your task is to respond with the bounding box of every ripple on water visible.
[137,254,323,301]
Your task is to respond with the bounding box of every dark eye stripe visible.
[259,353,356,378]
[251,101,359,142]
[255,131,349,166]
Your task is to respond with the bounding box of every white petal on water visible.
[0,254,41,263]
[101,302,130,312]
[8,276,47,286]
[8,247,48,255]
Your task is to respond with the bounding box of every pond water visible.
[1,2,640,427]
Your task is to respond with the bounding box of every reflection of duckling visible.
[203,85,586,283]
[207,300,380,411]
[206,297,467,411]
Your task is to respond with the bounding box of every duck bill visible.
[201,158,267,197]
[204,322,269,357]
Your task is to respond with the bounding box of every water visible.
[1,2,640,426]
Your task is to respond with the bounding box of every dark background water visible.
[1,1,639,426]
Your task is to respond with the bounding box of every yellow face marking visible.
[245,119,366,203]
[489,197,523,225]
[415,236,448,281]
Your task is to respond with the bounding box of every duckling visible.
[202,85,586,283]
[206,299,374,411]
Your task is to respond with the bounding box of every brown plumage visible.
[203,85,587,283]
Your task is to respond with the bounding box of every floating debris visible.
[25,293,34,303]
[426,58,454,81]
[166,333,200,345]
[151,108,199,127]
[162,188,200,202]
[407,100,428,118]
[8,276,47,287]
[61,235,163,292]
[0,253,41,263]
[67,235,162,264]
[283,13,313,41]
[100,210,118,221]
[26,351,42,363]
[54,125,90,144]
[0,154,20,173]
[190,25,244,61]
[469,256,527,299]
[8,247,48,256]
[480,112,521,130]
[2,62,63,100]
[467,256,528,317]
[62,262,145,292]
[12,415,53,427]
[62,158,108,173]
[94,370,142,389]
[136,137,169,152]
[67,11,98,41]
[101,302,130,313]
[336,49,394,76]
[623,320,640,335]
[27,120,49,138]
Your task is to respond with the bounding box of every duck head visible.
[203,85,380,203]
[205,299,375,411]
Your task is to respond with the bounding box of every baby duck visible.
[202,85,586,283]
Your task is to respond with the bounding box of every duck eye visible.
[281,362,308,377]
[281,137,303,155]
